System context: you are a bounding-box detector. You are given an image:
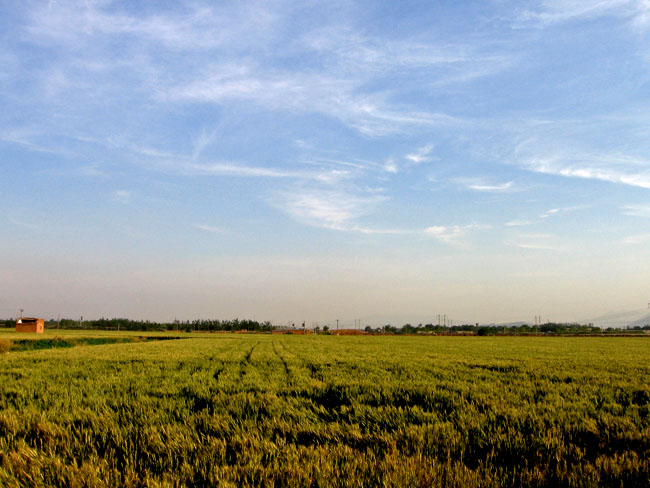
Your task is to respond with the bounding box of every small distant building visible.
[16,318,44,334]
[331,329,366,336]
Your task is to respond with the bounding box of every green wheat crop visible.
[0,334,649,487]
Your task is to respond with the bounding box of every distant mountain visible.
[626,314,650,329]
[584,309,650,329]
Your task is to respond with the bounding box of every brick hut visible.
[16,318,45,333]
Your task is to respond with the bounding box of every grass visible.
[0,328,186,352]
[0,333,649,487]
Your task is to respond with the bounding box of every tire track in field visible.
[272,341,293,385]
[275,340,327,387]
[212,362,224,382]
[277,340,326,384]
[239,342,259,379]
[203,354,225,383]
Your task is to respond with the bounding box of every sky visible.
[1,0,650,326]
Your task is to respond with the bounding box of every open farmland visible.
[1,333,649,487]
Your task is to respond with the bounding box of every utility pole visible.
[336,319,339,333]
[19,308,23,319]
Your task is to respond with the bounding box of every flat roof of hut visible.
[16,317,44,334]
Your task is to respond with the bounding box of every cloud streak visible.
[113,190,131,204]
[271,189,386,231]
[405,144,435,165]
[539,205,586,219]
[504,233,566,252]
[505,219,532,227]
[183,162,305,179]
[621,204,650,217]
[195,224,226,234]
[458,178,515,192]
[166,71,461,137]
[521,153,650,190]
[424,224,487,246]
[517,0,650,29]
[623,233,650,244]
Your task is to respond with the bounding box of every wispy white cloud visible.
[623,233,650,244]
[505,219,532,227]
[178,160,365,184]
[314,169,356,184]
[621,204,650,217]
[504,233,566,252]
[424,224,487,245]
[192,127,220,160]
[540,208,561,218]
[113,190,131,204]
[32,4,472,137]
[302,25,514,78]
[166,70,460,137]
[27,1,278,50]
[383,160,399,174]
[0,128,71,156]
[506,242,562,250]
[348,225,412,235]
[517,233,553,239]
[182,162,305,179]
[517,0,650,29]
[195,224,226,234]
[79,163,108,178]
[424,225,464,243]
[9,218,41,231]
[271,189,386,231]
[539,205,586,218]
[271,186,489,241]
[405,144,435,165]
[300,157,382,172]
[458,178,515,192]
[526,154,650,189]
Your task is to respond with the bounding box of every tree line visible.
[1,317,648,334]
[364,322,650,335]
[2,317,273,332]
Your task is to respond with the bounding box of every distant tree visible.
[401,323,416,334]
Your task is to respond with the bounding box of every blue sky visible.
[2,0,650,325]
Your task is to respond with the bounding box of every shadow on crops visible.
[8,336,186,352]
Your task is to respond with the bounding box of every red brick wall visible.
[16,319,44,333]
